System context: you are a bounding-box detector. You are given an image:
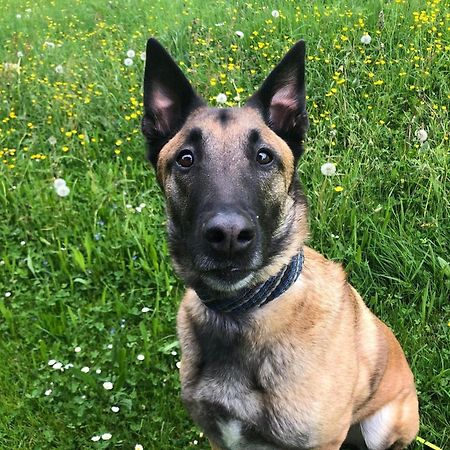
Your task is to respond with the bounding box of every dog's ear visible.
[246,40,308,159]
[142,38,205,166]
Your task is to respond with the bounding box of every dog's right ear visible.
[142,38,205,166]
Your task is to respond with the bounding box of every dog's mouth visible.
[200,267,256,292]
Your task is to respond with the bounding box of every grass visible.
[0,0,448,448]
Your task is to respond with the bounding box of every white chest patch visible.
[360,403,394,450]
[218,419,244,450]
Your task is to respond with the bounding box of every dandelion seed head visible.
[48,136,57,145]
[124,58,133,67]
[361,34,372,45]
[272,10,280,18]
[140,52,146,61]
[235,31,244,38]
[416,128,428,143]
[55,64,64,74]
[126,49,135,58]
[53,178,66,189]
[320,162,337,176]
[216,93,227,104]
[55,185,70,197]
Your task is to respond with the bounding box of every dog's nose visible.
[203,212,256,256]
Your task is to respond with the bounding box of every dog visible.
[141,38,419,450]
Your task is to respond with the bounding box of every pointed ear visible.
[246,40,309,160]
[142,38,205,166]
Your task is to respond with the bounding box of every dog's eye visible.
[176,149,194,168]
[256,149,273,165]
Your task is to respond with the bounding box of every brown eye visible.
[256,149,273,165]
[176,149,194,168]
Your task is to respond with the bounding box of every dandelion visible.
[101,433,112,441]
[48,136,57,146]
[235,31,244,38]
[361,34,372,45]
[17,51,24,58]
[124,58,133,67]
[53,178,66,189]
[416,129,428,143]
[55,64,64,74]
[111,406,120,413]
[137,354,145,361]
[216,93,227,104]
[103,381,113,390]
[271,10,280,18]
[74,346,81,353]
[320,162,337,176]
[44,389,52,396]
[81,366,90,373]
[4,291,11,298]
[91,436,101,442]
[44,41,56,49]
[55,185,70,197]
[334,186,344,192]
[140,52,146,61]
[141,307,150,313]
[126,49,135,58]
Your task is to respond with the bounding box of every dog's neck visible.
[195,250,304,314]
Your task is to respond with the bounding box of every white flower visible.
[81,366,90,373]
[171,350,177,356]
[271,10,280,18]
[53,178,66,189]
[111,406,120,413]
[176,361,181,369]
[140,52,146,61]
[91,435,101,442]
[416,128,428,143]
[44,41,56,49]
[48,136,57,145]
[96,368,102,374]
[135,445,144,450]
[193,440,198,445]
[55,185,70,197]
[135,206,143,213]
[17,51,24,58]
[107,344,113,349]
[53,362,63,370]
[320,162,337,176]
[101,433,112,441]
[141,307,150,313]
[16,14,22,19]
[137,354,145,361]
[55,64,64,74]
[235,31,244,38]
[74,346,81,353]
[139,203,146,209]
[360,34,372,45]
[48,359,57,366]
[20,240,26,246]
[215,22,225,27]
[4,292,11,298]
[64,363,74,369]
[103,381,113,390]
[44,389,52,396]
[126,49,135,58]
[216,93,227,104]
[124,58,133,66]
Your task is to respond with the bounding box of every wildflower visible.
[101,433,112,441]
[216,93,227,104]
[334,186,344,192]
[3,63,20,73]
[137,354,145,361]
[53,362,63,370]
[48,359,57,366]
[320,162,337,176]
[107,344,113,349]
[44,41,56,49]
[96,369,101,374]
[135,445,144,450]
[176,361,181,369]
[361,34,372,45]
[416,129,428,143]
[103,381,113,390]
[271,10,280,18]
[171,350,177,356]
[55,184,70,197]
[44,389,52,396]
[55,64,64,74]
[17,51,24,58]
[111,406,120,413]
[91,436,101,442]
[53,178,66,189]
[235,31,244,38]
[141,307,150,313]
[16,14,21,19]
[20,241,26,246]
[74,346,81,353]
[48,136,57,145]
[124,58,133,66]
[126,49,135,58]
[140,52,146,61]
[81,366,90,373]
[4,292,11,298]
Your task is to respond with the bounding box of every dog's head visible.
[142,39,309,295]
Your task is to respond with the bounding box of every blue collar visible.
[198,250,304,314]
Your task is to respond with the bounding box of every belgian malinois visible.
[141,38,419,450]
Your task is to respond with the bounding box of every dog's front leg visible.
[208,439,224,450]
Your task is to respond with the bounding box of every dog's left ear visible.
[142,38,205,166]
[246,40,308,159]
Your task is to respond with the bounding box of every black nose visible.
[203,212,256,256]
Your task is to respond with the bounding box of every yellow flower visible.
[334,186,344,192]
[115,140,123,146]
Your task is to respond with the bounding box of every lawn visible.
[0,0,449,448]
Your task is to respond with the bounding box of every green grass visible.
[0,0,448,448]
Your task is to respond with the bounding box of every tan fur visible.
[177,246,419,449]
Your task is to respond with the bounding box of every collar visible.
[197,249,304,314]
